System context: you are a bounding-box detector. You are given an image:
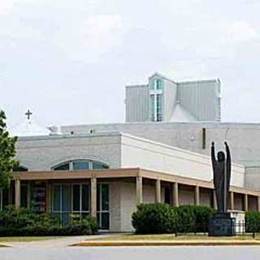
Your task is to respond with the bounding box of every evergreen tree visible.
[0,110,19,188]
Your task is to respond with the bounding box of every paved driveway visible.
[1,243,260,260]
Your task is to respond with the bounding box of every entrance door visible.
[97,184,110,230]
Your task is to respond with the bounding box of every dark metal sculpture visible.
[211,142,231,213]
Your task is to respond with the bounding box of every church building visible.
[2,73,260,232]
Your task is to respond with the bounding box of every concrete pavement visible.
[1,246,260,260]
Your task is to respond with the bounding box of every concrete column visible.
[15,179,21,209]
[46,183,52,212]
[155,179,161,203]
[195,186,200,206]
[136,176,143,205]
[213,190,217,210]
[230,191,235,210]
[172,182,179,207]
[257,196,260,212]
[244,194,248,212]
[27,183,31,209]
[91,177,97,218]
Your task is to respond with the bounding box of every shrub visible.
[245,211,260,233]
[132,204,216,234]
[175,205,216,233]
[132,203,177,234]
[0,206,97,236]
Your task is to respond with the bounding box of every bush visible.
[176,205,216,233]
[132,204,216,234]
[132,203,177,234]
[245,211,260,233]
[0,206,97,236]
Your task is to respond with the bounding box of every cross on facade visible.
[25,109,32,120]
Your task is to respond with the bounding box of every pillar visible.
[257,196,260,212]
[46,183,52,212]
[15,179,21,209]
[156,179,161,203]
[213,190,217,210]
[195,186,200,206]
[244,194,248,212]
[27,183,31,209]
[172,182,179,207]
[230,191,234,210]
[91,177,97,218]
[136,176,143,205]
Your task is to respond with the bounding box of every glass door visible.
[97,184,110,230]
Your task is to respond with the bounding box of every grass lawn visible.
[92,233,260,241]
[0,236,63,243]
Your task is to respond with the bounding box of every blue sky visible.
[1,0,260,128]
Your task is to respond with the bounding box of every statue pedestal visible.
[208,213,235,236]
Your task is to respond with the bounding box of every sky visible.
[0,0,260,129]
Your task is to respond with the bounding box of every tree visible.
[0,110,19,189]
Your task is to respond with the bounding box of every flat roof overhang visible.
[12,168,260,197]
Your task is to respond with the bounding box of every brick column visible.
[155,179,161,203]
[230,191,234,210]
[91,177,97,218]
[195,186,200,206]
[15,179,21,209]
[244,194,248,212]
[136,176,143,205]
[172,182,179,207]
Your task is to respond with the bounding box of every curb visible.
[71,240,260,247]
[0,243,11,248]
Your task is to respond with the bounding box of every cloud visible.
[226,21,258,43]
[0,0,14,15]
[55,14,123,62]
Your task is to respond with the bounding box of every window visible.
[73,161,89,170]
[21,184,29,208]
[53,160,109,171]
[156,94,163,121]
[52,184,90,224]
[93,161,109,169]
[52,184,71,224]
[72,184,90,213]
[155,79,163,90]
[150,79,163,90]
[150,93,163,122]
[53,163,70,171]
[97,184,110,230]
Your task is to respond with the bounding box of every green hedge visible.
[176,205,216,233]
[245,211,260,233]
[132,204,216,234]
[0,206,97,236]
[132,203,177,234]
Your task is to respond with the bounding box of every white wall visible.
[121,134,245,188]
[60,122,260,169]
[16,133,122,171]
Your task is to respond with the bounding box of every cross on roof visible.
[25,109,32,120]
